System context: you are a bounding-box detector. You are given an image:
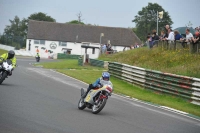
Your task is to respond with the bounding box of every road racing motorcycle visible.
[78,84,113,114]
[35,56,40,62]
[0,59,13,84]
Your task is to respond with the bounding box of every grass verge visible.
[35,59,105,70]
[36,60,200,116]
[99,47,200,78]
[0,49,7,55]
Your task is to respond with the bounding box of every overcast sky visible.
[0,0,199,34]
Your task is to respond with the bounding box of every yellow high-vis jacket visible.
[0,53,16,68]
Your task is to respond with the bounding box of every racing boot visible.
[82,84,93,98]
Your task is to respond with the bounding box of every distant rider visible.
[82,72,113,98]
[35,53,40,58]
[0,50,16,75]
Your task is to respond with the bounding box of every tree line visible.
[132,3,173,41]
[0,3,173,49]
[0,12,85,49]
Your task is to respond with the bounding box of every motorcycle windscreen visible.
[6,59,12,65]
[99,80,113,87]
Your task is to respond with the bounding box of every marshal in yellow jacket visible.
[0,53,17,68]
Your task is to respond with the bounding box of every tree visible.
[0,12,56,48]
[77,11,84,23]
[67,20,85,25]
[28,12,56,22]
[66,12,85,25]
[132,2,173,41]
[1,16,25,47]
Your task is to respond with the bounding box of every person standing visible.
[165,28,174,49]
[165,25,170,38]
[180,28,194,48]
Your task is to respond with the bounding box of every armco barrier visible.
[78,56,83,66]
[90,59,104,68]
[57,53,80,59]
[108,62,200,105]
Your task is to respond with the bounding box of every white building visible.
[26,20,141,59]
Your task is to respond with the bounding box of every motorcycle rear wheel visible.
[0,72,7,84]
[78,98,86,110]
[92,98,107,114]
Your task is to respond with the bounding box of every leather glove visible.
[96,84,101,88]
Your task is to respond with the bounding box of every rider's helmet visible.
[8,50,15,59]
[102,72,110,81]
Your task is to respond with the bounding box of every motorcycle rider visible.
[35,53,40,61]
[0,50,16,75]
[82,72,113,98]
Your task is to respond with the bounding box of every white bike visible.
[0,59,13,84]
[78,84,113,114]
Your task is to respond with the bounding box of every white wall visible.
[26,39,101,59]
[112,46,130,52]
[0,44,15,51]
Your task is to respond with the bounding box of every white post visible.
[157,11,158,34]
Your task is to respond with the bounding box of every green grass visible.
[99,47,200,78]
[57,69,200,116]
[0,49,7,55]
[35,59,105,70]
[36,59,200,116]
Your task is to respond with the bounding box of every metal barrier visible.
[78,56,83,66]
[155,41,200,53]
[109,62,200,105]
[90,59,105,68]
[57,53,80,59]
[78,58,108,68]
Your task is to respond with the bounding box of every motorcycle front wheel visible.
[78,98,86,110]
[0,72,7,84]
[92,98,107,114]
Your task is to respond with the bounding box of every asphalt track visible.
[0,57,199,133]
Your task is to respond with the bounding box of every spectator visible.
[192,31,200,44]
[152,32,159,46]
[190,31,200,53]
[174,30,182,50]
[174,30,182,41]
[165,28,174,49]
[107,44,113,54]
[180,28,194,48]
[146,35,152,49]
[101,44,107,54]
[147,33,154,48]
[165,25,170,38]
[152,32,159,40]
[165,28,174,41]
[134,42,140,48]
[130,44,134,49]
[160,30,167,40]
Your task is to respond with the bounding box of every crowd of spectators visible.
[146,25,200,51]
[101,43,113,54]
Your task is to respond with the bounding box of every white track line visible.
[49,69,200,122]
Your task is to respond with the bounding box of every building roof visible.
[27,20,141,47]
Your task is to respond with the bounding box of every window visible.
[59,41,67,46]
[34,40,39,44]
[40,40,45,44]
[34,40,45,45]
[92,48,95,54]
